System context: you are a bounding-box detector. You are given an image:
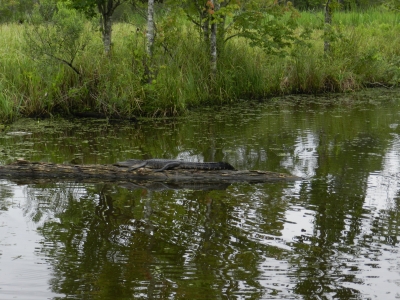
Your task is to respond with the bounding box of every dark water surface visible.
[1,90,400,299]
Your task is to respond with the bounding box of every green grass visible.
[298,7,400,28]
[1,8,400,122]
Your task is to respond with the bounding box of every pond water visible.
[1,89,400,299]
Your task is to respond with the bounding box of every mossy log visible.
[0,159,302,183]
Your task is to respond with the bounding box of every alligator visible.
[114,159,236,172]
[2,159,302,183]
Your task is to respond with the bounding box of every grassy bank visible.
[1,8,400,122]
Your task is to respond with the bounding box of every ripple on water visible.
[0,182,60,300]
[2,95,400,299]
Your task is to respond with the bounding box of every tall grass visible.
[298,7,400,28]
[1,8,400,122]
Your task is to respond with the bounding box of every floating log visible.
[0,159,302,184]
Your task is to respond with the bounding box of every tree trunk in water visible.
[324,0,332,54]
[210,0,217,79]
[145,0,155,83]
[102,14,113,55]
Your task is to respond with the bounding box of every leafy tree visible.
[384,0,400,11]
[67,0,161,56]
[68,0,129,54]
[0,0,34,23]
[24,0,90,76]
[166,0,300,77]
[323,0,341,53]
[145,0,155,82]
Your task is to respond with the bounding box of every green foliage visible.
[383,0,400,11]
[24,0,89,73]
[0,82,18,122]
[1,7,400,120]
[171,0,301,55]
[0,0,33,23]
[229,5,300,55]
[66,0,98,18]
[291,0,382,10]
[297,7,400,27]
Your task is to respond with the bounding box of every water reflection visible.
[37,181,298,299]
[0,182,60,300]
[1,90,400,298]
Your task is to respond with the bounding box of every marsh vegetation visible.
[1,1,400,121]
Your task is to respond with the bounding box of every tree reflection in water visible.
[3,90,400,299]
[31,181,284,299]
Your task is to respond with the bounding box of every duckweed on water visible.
[2,90,400,298]
[0,88,398,166]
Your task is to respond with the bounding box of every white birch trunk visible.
[210,0,217,78]
[146,0,155,58]
[102,14,113,55]
[145,0,155,83]
[324,0,332,54]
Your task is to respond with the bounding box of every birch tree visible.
[168,0,299,76]
[324,0,332,53]
[209,0,217,78]
[146,0,155,58]
[68,0,127,55]
[145,0,155,82]
[323,0,341,54]
[98,0,122,54]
